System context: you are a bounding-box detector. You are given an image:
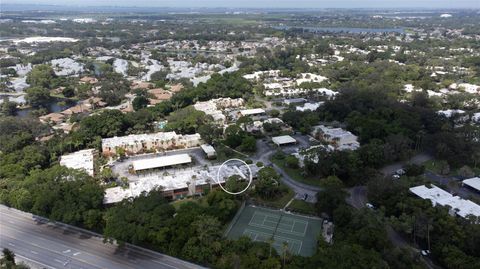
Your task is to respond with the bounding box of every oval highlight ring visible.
[215,158,253,195]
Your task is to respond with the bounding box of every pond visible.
[15,99,77,118]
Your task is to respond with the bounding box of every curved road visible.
[255,142,321,203]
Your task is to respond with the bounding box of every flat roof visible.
[409,184,452,202]
[272,135,297,145]
[240,108,265,116]
[409,184,480,219]
[60,149,95,176]
[463,177,480,191]
[132,154,192,171]
[104,163,261,204]
[200,144,216,154]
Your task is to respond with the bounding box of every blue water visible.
[274,26,405,34]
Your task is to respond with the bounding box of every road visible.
[0,205,205,269]
[381,153,433,176]
[254,138,321,203]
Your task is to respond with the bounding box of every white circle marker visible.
[216,158,253,195]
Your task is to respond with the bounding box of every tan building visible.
[101,131,202,156]
[39,113,65,124]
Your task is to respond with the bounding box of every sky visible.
[3,0,480,9]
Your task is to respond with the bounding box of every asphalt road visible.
[0,205,205,269]
[381,153,433,176]
[254,139,321,203]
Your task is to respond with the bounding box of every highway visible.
[0,205,205,269]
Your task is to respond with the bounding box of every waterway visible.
[274,26,405,34]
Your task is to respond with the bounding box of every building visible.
[39,113,65,124]
[59,149,96,176]
[296,102,324,112]
[104,163,260,203]
[201,144,216,159]
[194,98,244,125]
[101,131,202,156]
[409,184,480,221]
[132,154,192,173]
[462,177,480,193]
[312,125,360,151]
[239,108,266,117]
[272,135,297,146]
[283,98,307,106]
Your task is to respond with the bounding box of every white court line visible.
[244,229,303,253]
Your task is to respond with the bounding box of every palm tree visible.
[267,237,274,258]
[282,241,289,267]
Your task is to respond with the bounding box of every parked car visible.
[366,203,375,209]
[421,250,431,256]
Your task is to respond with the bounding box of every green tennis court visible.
[226,205,322,256]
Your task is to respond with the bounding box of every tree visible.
[404,164,425,177]
[458,165,474,179]
[62,86,75,98]
[26,64,56,88]
[316,176,347,216]
[149,70,169,82]
[98,77,130,106]
[25,86,51,108]
[285,155,299,169]
[239,135,256,152]
[224,124,245,149]
[197,123,223,144]
[255,167,284,199]
[2,248,15,264]
[166,106,211,134]
[1,98,17,116]
[132,95,149,111]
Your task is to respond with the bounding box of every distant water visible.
[274,26,405,34]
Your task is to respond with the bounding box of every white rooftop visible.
[60,149,95,176]
[296,102,324,112]
[200,144,216,154]
[463,177,480,192]
[240,108,265,116]
[104,163,260,204]
[132,154,192,171]
[410,184,480,220]
[272,135,297,145]
[102,132,200,148]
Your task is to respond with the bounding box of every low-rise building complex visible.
[101,131,202,156]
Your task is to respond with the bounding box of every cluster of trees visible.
[169,72,253,109]
[103,190,286,268]
[254,167,288,200]
[368,176,480,269]
[24,64,57,108]
[223,124,257,153]
[97,73,131,106]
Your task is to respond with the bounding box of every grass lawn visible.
[251,187,295,209]
[271,158,323,187]
[424,160,443,174]
[286,200,317,216]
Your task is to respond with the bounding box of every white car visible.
[421,250,430,256]
[366,203,375,209]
